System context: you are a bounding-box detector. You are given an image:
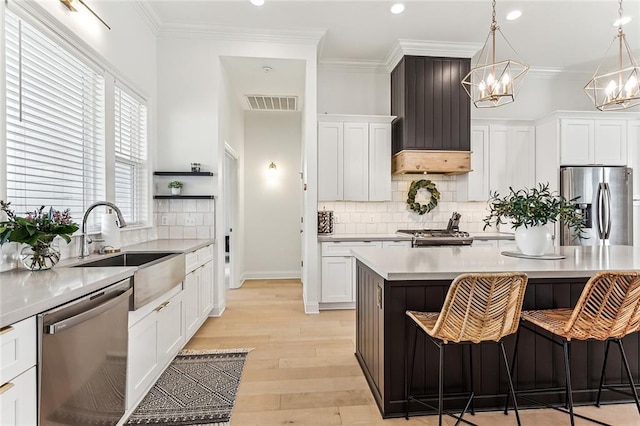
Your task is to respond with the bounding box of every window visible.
[114,86,148,225]
[5,11,105,223]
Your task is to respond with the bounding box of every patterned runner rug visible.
[126,348,252,426]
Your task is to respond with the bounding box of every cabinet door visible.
[184,270,201,340]
[634,202,640,247]
[343,122,369,201]
[157,291,185,366]
[321,256,354,303]
[508,126,535,189]
[489,125,509,196]
[127,312,159,409]
[0,367,36,426]
[318,122,344,201]
[629,121,640,199]
[200,260,214,318]
[561,119,594,165]
[457,125,490,201]
[381,241,411,248]
[368,123,391,201]
[472,240,498,248]
[595,120,627,165]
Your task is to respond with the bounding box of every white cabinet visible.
[472,239,517,249]
[634,202,640,247]
[457,124,535,201]
[0,317,36,426]
[318,115,394,202]
[127,285,184,410]
[381,240,412,248]
[184,244,215,341]
[560,118,627,165]
[628,121,640,199]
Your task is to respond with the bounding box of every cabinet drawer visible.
[0,317,36,384]
[197,244,214,264]
[381,240,411,248]
[185,251,199,273]
[0,366,37,426]
[321,241,382,257]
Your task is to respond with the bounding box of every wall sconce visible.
[60,0,111,30]
[267,162,277,177]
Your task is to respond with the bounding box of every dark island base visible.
[355,261,640,418]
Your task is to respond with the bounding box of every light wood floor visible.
[185,279,639,425]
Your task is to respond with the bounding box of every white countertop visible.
[318,233,413,242]
[469,232,515,240]
[351,245,640,281]
[0,238,214,328]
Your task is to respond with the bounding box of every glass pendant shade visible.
[585,31,640,111]
[461,3,529,108]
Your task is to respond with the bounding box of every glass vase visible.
[20,243,61,271]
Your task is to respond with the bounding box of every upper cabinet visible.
[560,118,627,166]
[456,123,535,201]
[628,120,640,199]
[318,115,394,202]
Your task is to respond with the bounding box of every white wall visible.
[243,111,302,278]
[318,67,390,115]
[156,36,319,314]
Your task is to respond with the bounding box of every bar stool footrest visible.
[407,392,477,426]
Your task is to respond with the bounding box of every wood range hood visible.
[391,55,472,175]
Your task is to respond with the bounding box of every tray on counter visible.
[501,251,566,260]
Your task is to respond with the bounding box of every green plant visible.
[483,183,585,234]
[0,201,79,246]
[168,180,183,189]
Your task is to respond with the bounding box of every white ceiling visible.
[146,0,640,71]
[142,1,640,107]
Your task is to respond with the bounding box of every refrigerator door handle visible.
[603,182,612,240]
[596,183,604,239]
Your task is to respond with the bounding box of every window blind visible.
[114,86,148,226]
[5,11,105,225]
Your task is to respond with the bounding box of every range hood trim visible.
[392,150,471,175]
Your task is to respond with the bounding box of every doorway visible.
[224,144,239,289]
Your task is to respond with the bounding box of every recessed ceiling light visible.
[250,0,265,6]
[390,3,405,15]
[506,10,522,21]
[613,16,632,26]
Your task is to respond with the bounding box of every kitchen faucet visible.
[79,201,127,258]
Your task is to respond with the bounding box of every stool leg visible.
[469,344,475,416]
[405,322,418,420]
[500,341,521,426]
[563,340,575,426]
[615,339,640,415]
[596,339,611,408]
[438,343,444,426]
[504,327,521,415]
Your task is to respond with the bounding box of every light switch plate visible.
[161,216,169,226]
[185,217,195,226]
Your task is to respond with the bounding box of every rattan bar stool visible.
[405,272,528,426]
[512,271,640,426]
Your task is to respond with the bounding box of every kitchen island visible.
[352,245,640,418]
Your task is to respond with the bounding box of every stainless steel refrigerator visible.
[560,166,633,246]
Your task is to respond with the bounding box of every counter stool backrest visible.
[565,271,640,341]
[433,272,528,344]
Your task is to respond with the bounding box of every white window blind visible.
[5,11,105,225]
[114,86,148,226]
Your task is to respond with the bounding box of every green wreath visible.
[407,179,440,215]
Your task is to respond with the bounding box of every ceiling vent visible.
[245,95,298,111]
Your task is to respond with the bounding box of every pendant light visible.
[584,0,640,111]
[461,0,529,108]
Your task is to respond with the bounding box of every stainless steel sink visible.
[73,252,185,309]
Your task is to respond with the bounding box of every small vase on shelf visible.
[171,187,181,195]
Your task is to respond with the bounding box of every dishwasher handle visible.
[45,287,132,335]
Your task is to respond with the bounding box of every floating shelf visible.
[153,171,215,176]
[153,195,215,199]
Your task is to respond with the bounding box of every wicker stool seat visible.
[514,271,640,426]
[405,272,528,426]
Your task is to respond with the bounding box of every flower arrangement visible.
[1,201,79,270]
[482,183,585,234]
[168,181,183,189]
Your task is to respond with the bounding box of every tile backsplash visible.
[154,199,215,240]
[318,174,495,234]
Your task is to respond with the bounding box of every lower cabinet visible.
[184,248,215,341]
[127,286,184,410]
[0,366,36,426]
[472,239,517,249]
[320,240,411,308]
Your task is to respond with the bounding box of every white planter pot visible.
[515,226,552,256]
[171,187,181,195]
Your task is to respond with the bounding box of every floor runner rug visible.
[126,348,252,426]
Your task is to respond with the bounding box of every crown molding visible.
[385,39,484,72]
[158,22,326,46]
[318,59,388,74]
[131,1,162,36]
[527,67,594,80]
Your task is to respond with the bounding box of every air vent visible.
[245,95,297,111]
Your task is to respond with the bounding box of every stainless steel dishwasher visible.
[38,279,132,426]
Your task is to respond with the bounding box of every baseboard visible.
[242,270,302,280]
[319,302,355,310]
[210,303,225,317]
[303,292,319,314]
